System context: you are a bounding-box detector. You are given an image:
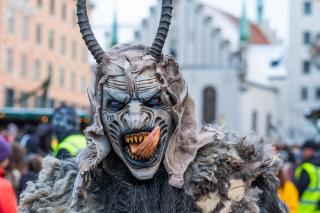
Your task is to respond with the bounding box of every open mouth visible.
[123,127,161,164]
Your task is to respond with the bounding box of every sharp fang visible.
[133,135,138,143]
[139,135,143,143]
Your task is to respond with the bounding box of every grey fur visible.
[19,127,288,213]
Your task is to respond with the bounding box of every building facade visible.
[285,0,320,142]
[0,0,91,109]
[134,0,285,138]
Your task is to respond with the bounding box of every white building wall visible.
[134,0,283,138]
[134,0,238,68]
[182,68,241,131]
[286,0,320,143]
[239,84,280,137]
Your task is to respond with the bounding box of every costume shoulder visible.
[184,126,288,213]
[19,156,77,213]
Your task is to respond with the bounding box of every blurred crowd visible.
[0,106,86,212]
[1,107,320,212]
[275,140,320,213]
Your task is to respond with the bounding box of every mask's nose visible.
[122,100,149,129]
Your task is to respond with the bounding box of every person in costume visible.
[19,0,288,212]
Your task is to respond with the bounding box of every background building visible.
[134,0,286,138]
[0,0,92,109]
[284,0,320,143]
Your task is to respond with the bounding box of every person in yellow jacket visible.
[278,167,299,213]
[294,140,320,213]
[51,106,86,159]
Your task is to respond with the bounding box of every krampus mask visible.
[77,0,205,188]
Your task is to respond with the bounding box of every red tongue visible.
[129,127,160,159]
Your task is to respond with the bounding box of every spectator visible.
[25,124,52,157]
[1,123,19,144]
[51,106,86,159]
[19,125,36,148]
[294,140,320,212]
[0,137,17,213]
[19,154,42,193]
[277,166,299,213]
[7,143,26,195]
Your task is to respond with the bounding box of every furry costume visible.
[20,0,288,212]
[20,128,287,212]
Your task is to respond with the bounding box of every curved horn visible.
[147,0,173,62]
[77,0,105,63]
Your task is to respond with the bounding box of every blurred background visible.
[1,0,319,144]
[0,0,320,211]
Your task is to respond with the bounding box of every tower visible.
[239,0,250,43]
[110,9,119,47]
[257,0,263,24]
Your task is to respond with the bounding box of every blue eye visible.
[146,97,162,107]
[108,100,123,108]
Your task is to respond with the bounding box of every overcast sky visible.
[91,0,289,47]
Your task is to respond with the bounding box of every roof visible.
[207,6,271,45]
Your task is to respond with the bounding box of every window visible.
[20,54,28,77]
[303,60,311,74]
[316,88,320,100]
[34,59,41,80]
[50,0,55,15]
[37,0,42,8]
[252,111,258,132]
[61,3,67,21]
[72,9,77,26]
[7,9,15,34]
[47,99,55,108]
[266,114,272,136]
[22,16,29,40]
[48,30,55,50]
[303,31,311,44]
[301,87,308,100]
[202,87,216,124]
[134,31,141,40]
[48,63,53,76]
[59,68,65,87]
[6,48,13,73]
[304,1,312,15]
[170,49,177,58]
[36,24,42,45]
[5,88,15,107]
[81,46,88,62]
[35,96,42,108]
[71,40,77,59]
[71,72,76,90]
[20,92,29,108]
[60,35,66,54]
[47,63,53,87]
[81,76,86,92]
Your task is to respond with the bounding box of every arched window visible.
[203,86,216,124]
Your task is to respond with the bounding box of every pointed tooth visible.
[134,135,138,143]
[129,136,133,143]
[139,135,143,143]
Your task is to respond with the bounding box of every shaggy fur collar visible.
[19,127,288,213]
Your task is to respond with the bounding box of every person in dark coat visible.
[19,154,43,193]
